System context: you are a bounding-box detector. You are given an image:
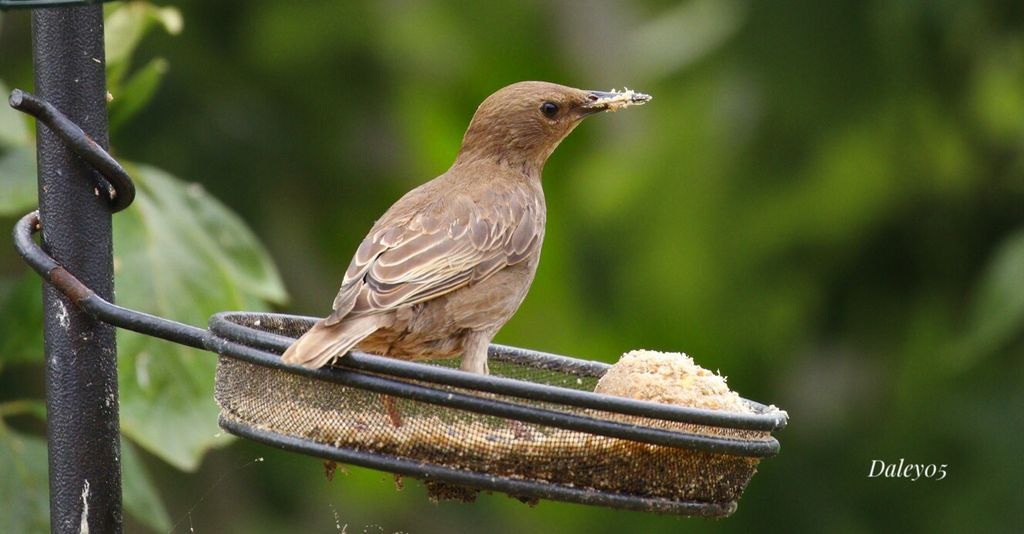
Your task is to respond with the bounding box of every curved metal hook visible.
[9,89,136,212]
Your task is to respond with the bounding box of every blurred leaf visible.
[969,40,1024,142]
[176,179,288,305]
[0,421,49,534]
[0,411,168,534]
[243,2,369,74]
[115,163,285,470]
[953,229,1024,367]
[0,80,36,219]
[104,2,182,88]
[631,0,744,78]
[0,146,37,216]
[738,113,899,256]
[125,165,286,305]
[0,81,30,148]
[0,272,45,370]
[109,57,169,134]
[122,438,171,533]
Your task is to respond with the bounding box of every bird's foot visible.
[380,394,404,428]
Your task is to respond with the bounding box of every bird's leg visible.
[375,342,404,428]
[380,394,403,428]
[461,332,533,440]
[459,331,490,374]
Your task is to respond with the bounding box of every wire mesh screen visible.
[212,314,784,513]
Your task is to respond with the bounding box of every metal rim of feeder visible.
[9,87,789,518]
[208,312,786,449]
[0,0,114,10]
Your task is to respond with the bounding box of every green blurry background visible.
[1,1,1023,532]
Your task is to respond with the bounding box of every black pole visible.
[32,5,122,533]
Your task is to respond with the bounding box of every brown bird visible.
[282,81,650,376]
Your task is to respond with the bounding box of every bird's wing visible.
[325,188,543,325]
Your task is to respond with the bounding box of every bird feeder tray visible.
[209,312,787,517]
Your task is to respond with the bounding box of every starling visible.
[282,81,650,374]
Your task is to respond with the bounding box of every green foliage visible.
[0,146,35,216]
[0,419,49,534]
[0,81,30,147]
[0,81,35,216]
[0,404,171,534]
[115,163,285,470]
[0,272,43,368]
[122,438,172,533]
[109,57,168,133]
[104,2,181,136]
[955,229,1024,366]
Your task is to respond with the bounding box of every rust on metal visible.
[48,266,95,304]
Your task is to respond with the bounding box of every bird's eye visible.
[540,101,559,118]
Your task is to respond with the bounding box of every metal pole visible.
[31,5,122,533]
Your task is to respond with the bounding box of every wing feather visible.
[326,187,543,325]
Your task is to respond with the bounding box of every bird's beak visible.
[578,88,652,115]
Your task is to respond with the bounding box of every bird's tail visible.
[280,315,384,369]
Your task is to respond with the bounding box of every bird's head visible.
[455,81,651,174]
